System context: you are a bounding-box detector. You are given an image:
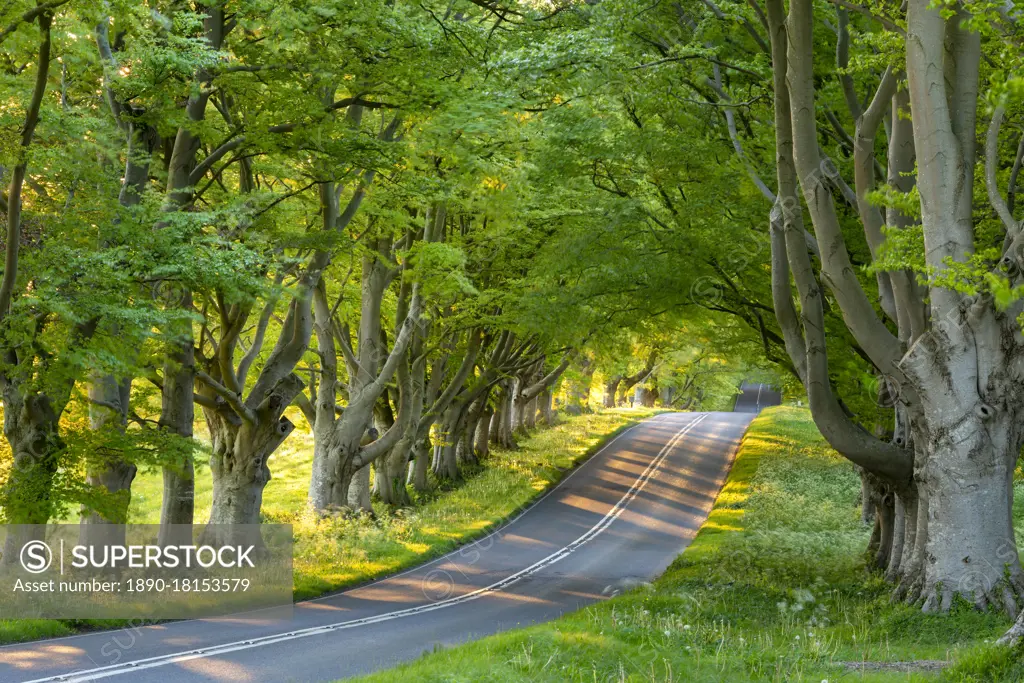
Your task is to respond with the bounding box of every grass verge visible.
[348,406,1017,683]
[0,407,659,645]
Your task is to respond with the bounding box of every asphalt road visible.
[734,381,782,413]
[1,410,754,683]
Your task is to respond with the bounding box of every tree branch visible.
[986,106,1019,238]
[0,0,68,46]
[196,370,256,423]
[0,11,52,326]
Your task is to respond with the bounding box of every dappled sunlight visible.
[700,517,744,532]
[499,533,556,549]
[400,541,431,554]
[1,643,85,670]
[552,630,611,648]
[560,588,607,601]
[557,492,615,515]
[176,657,255,681]
[484,590,555,607]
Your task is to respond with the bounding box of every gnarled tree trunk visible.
[1,391,63,565]
[205,375,302,527]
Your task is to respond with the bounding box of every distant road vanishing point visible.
[1,409,761,683]
[733,381,782,413]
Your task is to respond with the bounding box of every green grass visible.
[348,406,1019,683]
[0,407,660,645]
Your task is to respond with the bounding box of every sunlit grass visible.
[0,407,660,644]
[347,407,1016,683]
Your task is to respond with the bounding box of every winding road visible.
[0,402,772,682]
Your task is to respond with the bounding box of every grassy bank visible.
[0,407,659,645]
[350,406,1018,683]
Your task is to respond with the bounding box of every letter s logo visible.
[20,540,52,574]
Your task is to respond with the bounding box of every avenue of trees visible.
[8,0,1024,643]
[0,0,777,551]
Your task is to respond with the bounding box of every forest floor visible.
[348,406,1024,683]
[0,407,660,645]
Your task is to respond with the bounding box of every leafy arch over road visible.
[6,0,1021,644]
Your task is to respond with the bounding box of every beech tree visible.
[763,0,1024,615]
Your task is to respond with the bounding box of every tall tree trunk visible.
[204,374,302,527]
[860,468,877,525]
[408,436,432,493]
[492,385,517,449]
[348,464,373,513]
[80,376,135,547]
[433,405,462,480]
[523,395,538,430]
[377,435,413,507]
[158,325,196,547]
[511,379,527,434]
[539,389,555,425]
[0,391,62,565]
[474,404,492,458]
[310,409,374,511]
[603,376,621,408]
[455,398,481,467]
[906,401,1023,612]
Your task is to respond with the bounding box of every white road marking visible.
[1,413,668,650]
[22,413,708,683]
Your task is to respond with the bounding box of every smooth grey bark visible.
[363,392,398,510]
[491,381,517,449]
[408,436,432,493]
[885,489,908,581]
[523,395,538,430]
[473,403,493,457]
[538,388,555,425]
[432,405,461,481]
[455,404,477,467]
[158,295,196,547]
[767,0,1024,616]
[765,0,912,486]
[308,206,427,513]
[901,0,1023,614]
[378,436,413,506]
[859,469,876,525]
[348,465,372,513]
